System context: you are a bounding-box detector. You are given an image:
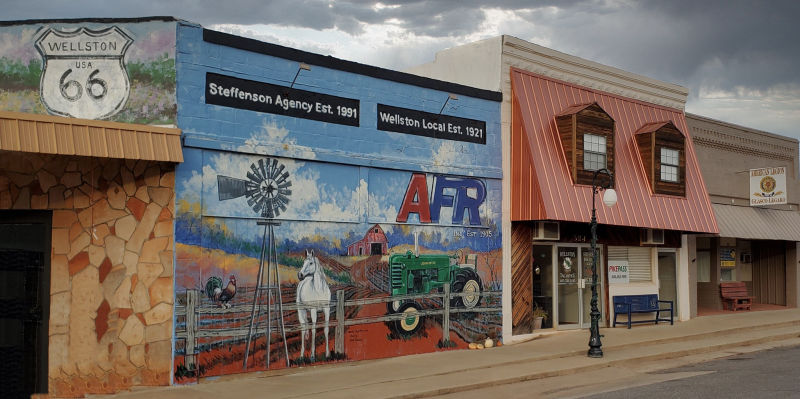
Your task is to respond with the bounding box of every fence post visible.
[185,290,198,371]
[443,285,450,343]
[335,290,345,354]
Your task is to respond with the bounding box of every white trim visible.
[678,236,690,321]
[502,36,688,110]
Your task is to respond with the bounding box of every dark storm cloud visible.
[3,0,798,94]
[532,0,800,94]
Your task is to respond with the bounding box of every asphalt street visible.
[582,344,800,399]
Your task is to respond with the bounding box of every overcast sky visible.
[5,0,799,142]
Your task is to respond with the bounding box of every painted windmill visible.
[217,157,292,369]
[217,158,292,219]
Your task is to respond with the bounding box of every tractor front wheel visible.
[394,302,423,336]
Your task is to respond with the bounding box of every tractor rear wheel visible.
[394,302,422,336]
[451,269,482,309]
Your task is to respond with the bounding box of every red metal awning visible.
[511,68,718,233]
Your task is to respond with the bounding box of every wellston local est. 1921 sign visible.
[750,167,787,206]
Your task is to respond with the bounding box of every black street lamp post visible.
[588,168,617,358]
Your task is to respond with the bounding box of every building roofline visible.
[686,112,799,145]
[0,16,178,26]
[203,29,503,102]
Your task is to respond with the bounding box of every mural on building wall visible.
[173,22,502,382]
[0,20,176,124]
[172,148,502,380]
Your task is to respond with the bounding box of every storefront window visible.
[608,246,652,282]
[697,249,711,282]
[720,268,734,281]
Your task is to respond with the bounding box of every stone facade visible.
[0,151,175,397]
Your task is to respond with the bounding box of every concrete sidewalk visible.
[98,309,800,399]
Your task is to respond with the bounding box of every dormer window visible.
[584,134,607,171]
[635,121,686,196]
[660,148,679,182]
[555,102,614,185]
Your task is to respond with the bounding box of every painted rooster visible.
[205,275,237,308]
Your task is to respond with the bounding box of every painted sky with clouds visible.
[177,118,503,247]
[4,0,798,142]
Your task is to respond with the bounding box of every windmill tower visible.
[217,157,292,369]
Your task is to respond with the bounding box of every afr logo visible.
[396,173,486,226]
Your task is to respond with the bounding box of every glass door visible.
[557,246,580,328]
[581,246,603,327]
[532,245,554,329]
[556,245,603,329]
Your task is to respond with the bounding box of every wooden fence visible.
[175,286,501,369]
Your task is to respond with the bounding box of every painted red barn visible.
[347,224,388,256]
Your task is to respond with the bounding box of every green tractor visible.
[386,248,482,336]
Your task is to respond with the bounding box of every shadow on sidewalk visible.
[698,303,787,316]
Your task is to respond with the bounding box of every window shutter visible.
[608,246,652,282]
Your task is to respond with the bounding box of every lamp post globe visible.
[588,168,615,358]
[602,188,617,208]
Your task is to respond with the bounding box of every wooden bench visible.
[613,294,673,329]
[720,282,753,311]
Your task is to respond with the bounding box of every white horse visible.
[296,249,331,361]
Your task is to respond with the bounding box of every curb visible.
[389,328,800,399]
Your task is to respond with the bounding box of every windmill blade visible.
[251,196,265,214]
[270,158,278,177]
[278,180,292,189]
[250,161,264,182]
[217,175,249,200]
[273,195,289,212]
[276,171,290,184]
[258,159,269,182]
[275,164,285,179]
[263,203,275,219]
[246,171,259,185]
[268,201,279,218]
[245,181,261,197]
[264,158,274,179]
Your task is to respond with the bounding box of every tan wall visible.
[0,151,175,397]
[688,113,800,209]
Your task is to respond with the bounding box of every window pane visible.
[661,148,679,166]
[583,134,607,171]
[584,152,606,171]
[584,134,606,154]
[661,164,678,182]
[720,268,734,282]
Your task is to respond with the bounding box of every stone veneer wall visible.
[0,151,175,397]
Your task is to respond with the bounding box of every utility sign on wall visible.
[608,260,629,284]
[750,167,787,206]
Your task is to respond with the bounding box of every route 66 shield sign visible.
[34,26,133,120]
